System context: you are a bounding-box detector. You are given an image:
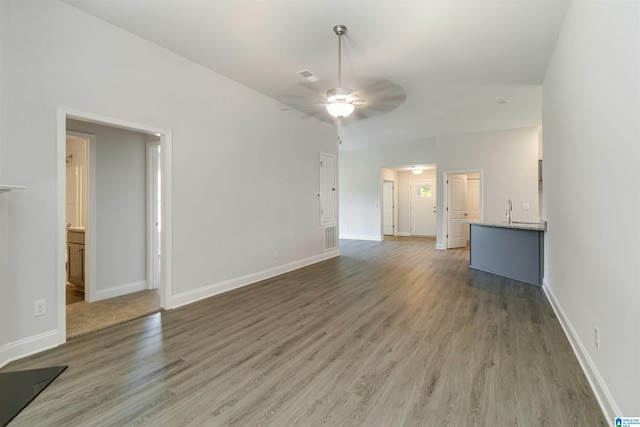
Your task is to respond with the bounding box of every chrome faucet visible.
[506,198,513,224]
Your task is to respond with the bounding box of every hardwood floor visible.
[3,238,606,426]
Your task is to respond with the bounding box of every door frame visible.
[57,107,173,344]
[443,169,483,249]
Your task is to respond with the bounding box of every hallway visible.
[66,289,160,339]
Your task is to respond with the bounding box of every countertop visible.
[455,219,546,231]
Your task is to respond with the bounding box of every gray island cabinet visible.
[465,221,545,286]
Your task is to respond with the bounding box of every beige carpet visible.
[66,290,161,339]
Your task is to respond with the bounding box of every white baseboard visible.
[339,234,382,241]
[93,280,148,302]
[171,250,340,309]
[542,279,618,422]
[0,329,60,369]
[435,243,445,250]
[397,232,411,237]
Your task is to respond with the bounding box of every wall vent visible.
[297,69,320,82]
[324,225,337,251]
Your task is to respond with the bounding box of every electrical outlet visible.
[594,327,600,349]
[34,300,46,317]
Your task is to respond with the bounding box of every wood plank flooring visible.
[2,238,606,426]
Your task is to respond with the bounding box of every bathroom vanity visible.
[463,221,546,285]
[67,227,85,292]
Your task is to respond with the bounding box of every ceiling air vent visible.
[297,69,319,82]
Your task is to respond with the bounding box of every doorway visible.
[410,179,436,236]
[65,132,92,305]
[57,108,172,344]
[444,170,482,249]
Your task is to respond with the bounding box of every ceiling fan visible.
[277,25,407,143]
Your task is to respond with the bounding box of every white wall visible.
[340,127,539,246]
[339,140,437,240]
[434,127,539,247]
[542,1,640,418]
[67,119,148,300]
[0,0,336,366]
[381,168,398,183]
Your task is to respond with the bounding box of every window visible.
[416,184,432,198]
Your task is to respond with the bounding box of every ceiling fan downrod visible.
[327,24,355,120]
[333,24,347,87]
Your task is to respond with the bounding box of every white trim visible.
[171,250,340,308]
[339,234,382,241]
[397,231,411,237]
[435,243,445,250]
[57,108,67,345]
[0,185,27,193]
[0,329,60,369]
[542,279,618,422]
[94,280,148,301]
[160,132,173,309]
[58,107,174,347]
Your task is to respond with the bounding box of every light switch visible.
[522,202,530,210]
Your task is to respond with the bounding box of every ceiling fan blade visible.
[277,88,405,123]
[278,103,326,110]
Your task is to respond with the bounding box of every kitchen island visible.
[461,220,546,286]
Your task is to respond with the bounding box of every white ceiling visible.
[61,0,570,151]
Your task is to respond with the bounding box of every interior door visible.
[320,152,337,225]
[411,180,436,236]
[466,178,480,221]
[382,181,395,236]
[149,143,161,289]
[447,174,467,248]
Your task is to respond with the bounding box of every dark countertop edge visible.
[455,220,546,232]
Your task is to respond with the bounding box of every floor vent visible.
[324,225,337,251]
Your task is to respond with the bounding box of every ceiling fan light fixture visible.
[327,101,355,118]
[326,87,355,117]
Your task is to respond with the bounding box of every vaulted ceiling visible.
[62,0,570,150]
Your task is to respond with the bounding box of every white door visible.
[466,178,480,222]
[447,174,467,248]
[147,143,161,289]
[464,177,481,241]
[411,180,436,236]
[320,152,337,224]
[382,181,395,235]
